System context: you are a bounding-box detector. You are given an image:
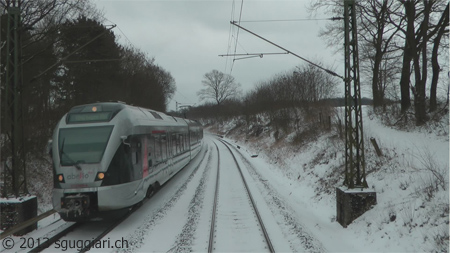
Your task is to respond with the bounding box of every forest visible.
[0,0,176,163]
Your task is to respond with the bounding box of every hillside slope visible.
[207,106,449,252]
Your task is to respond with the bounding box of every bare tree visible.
[295,64,337,103]
[429,3,449,112]
[358,0,401,108]
[1,0,97,59]
[309,0,402,109]
[197,69,241,106]
[393,0,448,124]
[310,0,448,124]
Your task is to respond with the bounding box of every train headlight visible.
[96,172,105,180]
[57,174,65,183]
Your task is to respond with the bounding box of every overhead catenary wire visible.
[31,24,117,81]
[230,0,245,73]
[229,21,345,81]
[101,17,136,48]
[101,18,193,110]
[237,17,344,22]
[115,25,135,47]
[224,1,236,74]
[219,52,289,61]
[219,52,288,57]
[172,88,197,108]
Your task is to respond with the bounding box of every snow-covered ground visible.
[1,106,448,252]
[217,106,449,252]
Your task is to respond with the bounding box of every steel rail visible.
[0,209,57,239]
[78,207,138,253]
[17,139,208,252]
[218,139,275,253]
[28,222,82,252]
[79,144,209,252]
[29,185,151,252]
[207,142,220,253]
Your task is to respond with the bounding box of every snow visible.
[211,143,268,252]
[0,196,36,203]
[220,106,449,252]
[1,106,448,252]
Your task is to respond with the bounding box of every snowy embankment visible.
[208,106,449,252]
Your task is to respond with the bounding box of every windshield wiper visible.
[59,138,82,170]
[59,138,65,161]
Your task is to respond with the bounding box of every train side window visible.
[154,135,162,164]
[174,134,178,155]
[172,134,177,155]
[173,134,176,156]
[166,134,170,158]
[147,136,154,168]
[130,139,142,180]
[181,134,185,152]
[161,135,167,160]
[168,134,173,157]
[177,134,181,154]
[131,141,140,165]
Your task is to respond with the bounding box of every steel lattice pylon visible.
[343,0,367,189]
[2,6,27,197]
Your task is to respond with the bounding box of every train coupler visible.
[60,194,91,219]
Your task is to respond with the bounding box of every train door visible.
[130,137,143,181]
[160,134,170,176]
[145,135,156,177]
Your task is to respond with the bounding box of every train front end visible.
[51,103,132,221]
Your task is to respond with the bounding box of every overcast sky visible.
[93,0,345,112]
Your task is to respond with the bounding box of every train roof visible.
[65,102,199,128]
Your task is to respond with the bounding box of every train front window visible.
[58,126,114,166]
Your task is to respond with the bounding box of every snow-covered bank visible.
[210,106,449,252]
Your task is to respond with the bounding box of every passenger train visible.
[51,102,203,221]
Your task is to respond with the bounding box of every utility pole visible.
[1,5,38,235]
[336,0,376,228]
[226,1,376,227]
[343,0,367,189]
[2,5,27,198]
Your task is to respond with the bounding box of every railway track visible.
[2,138,323,252]
[207,142,220,253]
[28,222,81,252]
[28,200,143,252]
[94,144,210,252]
[0,202,135,252]
[223,138,326,252]
[208,139,274,252]
[24,145,209,253]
